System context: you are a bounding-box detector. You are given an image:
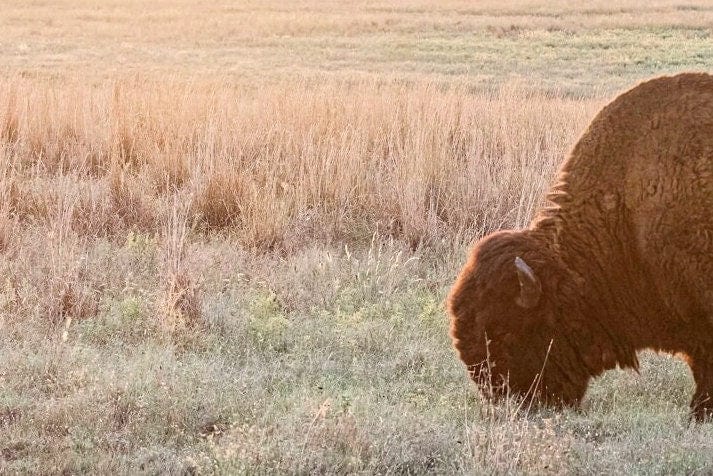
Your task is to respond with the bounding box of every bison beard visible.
[448,72,713,421]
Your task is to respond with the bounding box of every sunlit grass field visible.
[2,1,713,473]
[4,0,713,93]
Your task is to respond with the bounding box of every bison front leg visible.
[689,358,713,422]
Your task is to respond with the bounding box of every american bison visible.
[448,72,713,421]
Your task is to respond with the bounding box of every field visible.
[2,1,713,474]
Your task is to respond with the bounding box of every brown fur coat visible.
[448,73,713,420]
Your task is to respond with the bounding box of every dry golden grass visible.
[159,196,201,333]
[0,76,600,251]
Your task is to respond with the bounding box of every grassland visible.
[4,0,713,93]
[1,1,713,474]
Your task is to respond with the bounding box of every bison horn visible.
[514,256,542,308]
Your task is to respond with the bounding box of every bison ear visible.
[514,257,541,308]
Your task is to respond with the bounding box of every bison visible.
[448,72,713,421]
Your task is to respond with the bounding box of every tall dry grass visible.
[159,195,201,333]
[0,77,601,252]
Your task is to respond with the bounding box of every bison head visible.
[448,230,590,407]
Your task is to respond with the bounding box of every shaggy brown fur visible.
[448,72,713,421]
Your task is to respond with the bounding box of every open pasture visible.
[1,1,713,473]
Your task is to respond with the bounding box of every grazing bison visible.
[448,73,713,421]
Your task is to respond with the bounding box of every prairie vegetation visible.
[1,1,713,474]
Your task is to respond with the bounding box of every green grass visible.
[2,239,712,474]
[244,27,713,94]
